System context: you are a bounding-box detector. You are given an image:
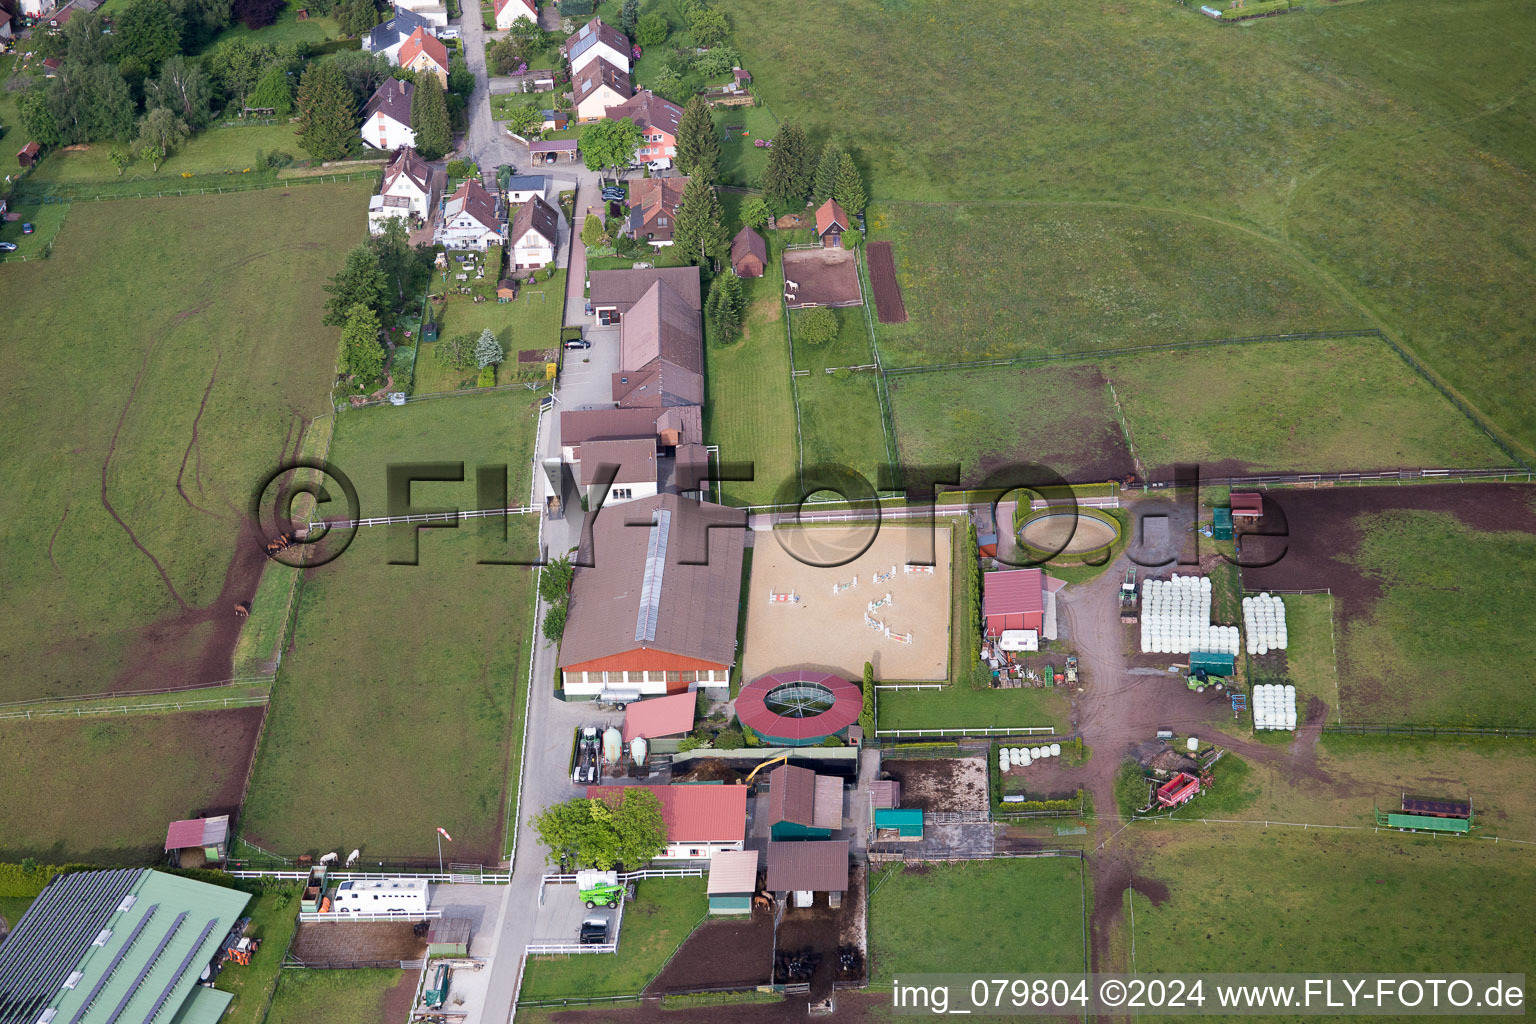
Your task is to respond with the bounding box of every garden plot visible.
[740,525,950,682]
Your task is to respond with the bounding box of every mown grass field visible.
[0,709,264,863]
[724,0,1536,461]
[205,1,342,49]
[266,968,405,1024]
[704,220,797,506]
[21,125,316,185]
[868,203,1369,367]
[520,879,707,999]
[215,885,302,1024]
[0,184,370,701]
[414,272,566,394]
[1246,594,1339,726]
[711,104,780,187]
[0,200,72,260]
[869,859,1085,983]
[1126,828,1536,985]
[240,391,542,860]
[876,686,1071,734]
[1337,510,1536,726]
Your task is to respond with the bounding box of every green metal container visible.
[1213,507,1234,541]
[1387,813,1470,833]
[1189,651,1235,677]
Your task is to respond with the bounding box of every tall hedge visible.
[0,862,96,899]
[964,522,981,666]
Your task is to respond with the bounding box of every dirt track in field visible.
[866,241,908,323]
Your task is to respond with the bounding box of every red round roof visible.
[736,671,861,741]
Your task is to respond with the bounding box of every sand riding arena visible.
[742,524,951,681]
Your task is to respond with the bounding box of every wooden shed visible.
[17,141,41,168]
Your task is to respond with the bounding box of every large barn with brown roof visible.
[589,267,702,323]
[612,277,705,408]
[559,494,746,696]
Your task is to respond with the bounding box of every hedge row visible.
[0,862,95,899]
[660,990,783,1010]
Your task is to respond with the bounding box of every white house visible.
[393,0,448,28]
[331,878,431,915]
[369,147,436,234]
[361,78,415,152]
[0,9,13,38]
[587,785,747,862]
[577,438,657,508]
[505,175,547,204]
[493,0,537,31]
[19,0,54,18]
[362,5,432,63]
[438,179,504,250]
[509,195,559,270]
[561,18,630,75]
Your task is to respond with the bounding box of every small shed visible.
[765,840,849,908]
[706,849,758,915]
[622,690,696,743]
[868,779,901,811]
[497,278,518,301]
[1230,493,1263,519]
[730,225,766,278]
[426,917,471,956]
[1212,507,1233,541]
[1188,651,1235,677]
[977,532,998,558]
[873,807,924,839]
[164,814,230,867]
[814,199,848,249]
[17,141,41,168]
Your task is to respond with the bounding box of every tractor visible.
[225,936,260,967]
[576,868,624,909]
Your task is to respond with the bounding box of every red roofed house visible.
[730,225,766,278]
[562,17,631,75]
[509,195,560,270]
[605,90,683,169]
[815,199,848,248]
[625,175,688,247]
[559,494,744,697]
[982,568,1065,643]
[399,26,450,88]
[622,690,696,743]
[587,784,747,861]
[493,0,536,31]
[1230,492,1264,519]
[573,57,631,122]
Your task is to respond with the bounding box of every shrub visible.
[265,149,294,169]
[677,735,705,752]
[795,305,838,344]
[477,365,496,387]
[446,158,479,180]
[634,11,667,46]
[714,727,744,750]
[0,862,95,899]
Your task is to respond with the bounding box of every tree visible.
[687,6,727,47]
[674,95,719,181]
[487,35,531,75]
[337,0,380,36]
[147,57,214,127]
[448,55,474,100]
[323,244,389,326]
[18,89,63,148]
[50,65,137,143]
[619,0,639,34]
[505,103,543,139]
[109,144,134,175]
[296,60,357,161]
[833,150,867,216]
[233,0,284,30]
[58,11,114,66]
[114,0,182,79]
[207,40,266,113]
[540,601,568,645]
[170,0,232,50]
[580,116,642,177]
[246,63,294,116]
[634,11,668,46]
[812,142,841,206]
[433,332,477,371]
[507,14,540,43]
[740,194,771,231]
[649,64,685,104]
[370,216,415,301]
[410,73,451,160]
[672,177,728,266]
[581,213,606,249]
[705,272,742,345]
[331,48,391,104]
[763,121,812,208]
[474,328,505,369]
[133,107,190,170]
[533,791,667,869]
[860,661,875,737]
[538,555,574,604]
[339,303,385,384]
[796,305,837,345]
[692,45,739,78]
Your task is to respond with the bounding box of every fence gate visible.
[449,862,483,884]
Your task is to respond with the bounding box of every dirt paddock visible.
[881,758,990,813]
[646,905,775,993]
[289,921,427,964]
[782,247,863,309]
[742,525,951,681]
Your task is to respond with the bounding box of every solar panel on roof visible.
[634,508,671,643]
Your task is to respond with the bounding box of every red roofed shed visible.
[1230,493,1263,519]
[622,690,696,742]
[982,568,1047,636]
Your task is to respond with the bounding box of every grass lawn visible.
[1336,510,1536,726]
[519,878,707,999]
[790,305,871,374]
[415,273,566,394]
[868,202,1369,368]
[0,898,35,931]
[21,124,314,186]
[724,0,1536,460]
[1102,337,1507,475]
[1245,594,1339,727]
[205,1,342,49]
[711,104,779,187]
[0,184,369,702]
[0,709,264,863]
[215,885,302,1024]
[794,372,892,498]
[1126,828,1536,981]
[868,858,1085,983]
[240,391,542,861]
[704,226,797,507]
[266,968,405,1024]
[876,685,1070,734]
[0,200,72,261]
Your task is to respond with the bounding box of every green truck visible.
[576,869,623,909]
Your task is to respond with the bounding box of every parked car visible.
[0,242,16,252]
[584,300,593,315]
[564,338,591,350]
[21,223,34,234]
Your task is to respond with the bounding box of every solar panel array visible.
[0,869,139,1024]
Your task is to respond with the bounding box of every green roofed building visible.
[0,868,252,1024]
